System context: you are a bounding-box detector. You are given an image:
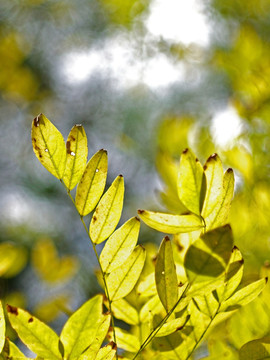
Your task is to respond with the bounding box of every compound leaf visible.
[100,217,140,274]
[63,125,88,190]
[107,245,146,301]
[6,304,61,360]
[177,148,205,215]
[155,237,178,313]
[201,154,224,219]
[75,149,108,216]
[60,294,104,360]
[90,175,124,244]
[138,210,203,234]
[31,114,66,179]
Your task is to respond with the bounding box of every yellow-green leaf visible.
[138,210,203,234]
[31,114,66,179]
[0,302,5,353]
[90,175,124,244]
[100,217,140,274]
[205,168,234,230]
[155,237,178,313]
[184,225,233,283]
[108,298,139,325]
[7,339,28,358]
[63,125,88,190]
[137,272,156,297]
[239,337,270,360]
[109,327,140,353]
[201,154,224,219]
[107,245,146,301]
[0,243,28,278]
[139,295,164,323]
[192,292,219,318]
[75,149,108,216]
[177,148,205,215]
[6,304,61,360]
[95,342,117,360]
[60,294,104,360]
[155,315,190,337]
[220,278,267,312]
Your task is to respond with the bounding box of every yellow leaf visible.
[63,125,88,190]
[31,114,66,179]
[138,210,203,234]
[177,148,205,215]
[95,342,117,360]
[108,327,140,353]
[100,217,140,274]
[0,302,5,353]
[107,298,139,325]
[90,175,124,244]
[75,149,108,216]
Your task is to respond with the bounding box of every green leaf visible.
[192,292,219,318]
[140,295,164,323]
[90,175,124,244]
[107,245,146,301]
[155,315,190,337]
[0,302,5,353]
[201,154,224,219]
[63,124,88,190]
[100,217,140,274]
[155,236,178,313]
[184,225,233,283]
[137,210,203,234]
[239,337,270,360]
[108,298,139,325]
[95,342,117,360]
[75,149,108,216]
[110,327,140,353]
[220,278,267,312]
[6,304,61,360]
[205,168,234,230]
[77,314,111,360]
[60,294,104,360]
[177,148,205,215]
[31,114,66,179]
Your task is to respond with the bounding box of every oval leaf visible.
[95,342,117,360]
[60,294,104,360]
[100,217,140,274]
[75,149,108,216]
[6,304,61,360]
[31,114,66,179]
[108,298,139,325]
[0,302,5,353]
[90,175,124,244]
[177,148,205,215]
[156,315,190,337]
[107,245,146,301]
[63,124,88,190]
[109,327,140,353]
[138,210,203,234]
[155,236,178,313]
[239,337,270,360]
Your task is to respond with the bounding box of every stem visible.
[132,283,190,360]
[60,181,118,359]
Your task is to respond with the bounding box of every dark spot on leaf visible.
[33,138,37,142]
[137,210,144,214]
[238,259,244,264]
[66,141,71,154]
[176,243,184,252]
[176,326,184,331]
[164,236,170,242]
[203,164,207,170]
[183,148,188,154]
[39,154,42,158]
[70,135,76,141]
[111,341,117,350]
[207,153,218,162]
[135,216,140,222]
[92,216,97,222]
[6,304,18,315]
[119,174,123,178]
[28,317,33,323]
[178,282,184,287]
[195,158,199,162]
[232,245,239,251]
[34,144,41,151]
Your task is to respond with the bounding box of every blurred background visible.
[1,0,270,354]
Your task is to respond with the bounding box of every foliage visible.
[0,115,268,359]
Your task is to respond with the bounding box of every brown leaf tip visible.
[182,148,189,154]
[119,174,123,178]
[227,168,233,173]
[135,216,140,222]
[6,304,18,315]
[33,115,40,127]
[110,341,117,350]
[164,236,170,242]
[208,153,218,161]
[232,245,239,251]
[28,317,34,323]
[137,210,144,215]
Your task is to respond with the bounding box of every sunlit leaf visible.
[137,272,156,297]
[220,278,267,312]
[201,154,224,219]
[177,148,205,215]
[140,295,164,323]
[239,337,270,360]
[31,113,66,179]
[0,302,5,353]
[107,245,146,301]
[155,237,178,313]
[75,149,108,216]
[155,315,190,337]
[184,225,233,283]
[0,243,28,278]
[7,339,28,358]
[109,327,140,353]
[192,292,219,318]
[60,294,104,360]
[63,124,88,190]
[6,304,61,360]
[107,298,138,325]
[138,210,203,234]
[95,342,117,360]
[152,330,183,356]
[90,175,124,244]
[205,169,234,230]
[100,217,140,274]
[78,314,111,360]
